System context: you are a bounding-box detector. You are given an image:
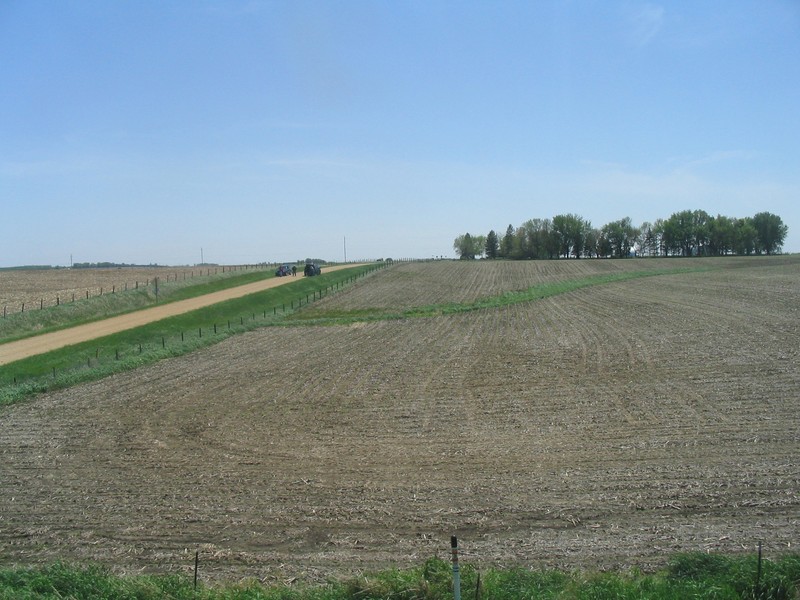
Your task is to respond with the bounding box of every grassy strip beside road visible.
[0,264,381,406]
[2,552,798,599]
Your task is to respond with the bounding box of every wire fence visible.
[1,264,275,318]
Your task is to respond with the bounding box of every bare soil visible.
[0,258,798,584]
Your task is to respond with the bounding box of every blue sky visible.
[1,1,798,266]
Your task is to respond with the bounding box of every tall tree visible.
[752,212,788,255]
[552,213,592,258]
[485,230,500,259]
[708,215,736,255]
[734,217,758,255]
[499,224,515,258]
[692,210,712,256]
[454,233,484,259]
[662,210,696,256]
[600,217,638,257]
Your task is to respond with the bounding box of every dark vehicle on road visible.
[303,262,321,276]
[275,264,292,277]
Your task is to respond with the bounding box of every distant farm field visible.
[0,257,798,583]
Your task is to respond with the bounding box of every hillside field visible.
[0,256,798,584]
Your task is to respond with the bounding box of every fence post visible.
[194,550,199,590]
[755,542,763,595]
[451,536,461,600]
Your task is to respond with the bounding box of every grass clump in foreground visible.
[1,553,799,599]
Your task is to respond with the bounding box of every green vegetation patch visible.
[1,553,798,599]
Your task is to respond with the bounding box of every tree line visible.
[454,210,788,260]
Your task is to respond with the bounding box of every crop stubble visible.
[0,258,797,582]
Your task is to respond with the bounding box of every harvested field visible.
[0,257,798,583]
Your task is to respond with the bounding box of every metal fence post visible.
[451,536,461,600]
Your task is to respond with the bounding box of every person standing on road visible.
[292,265,297,276]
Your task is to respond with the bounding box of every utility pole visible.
[343,236,347,263]
[201,247,204,265]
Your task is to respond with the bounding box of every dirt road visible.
[0,264,364,366]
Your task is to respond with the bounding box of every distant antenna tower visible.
[343,236,347,262]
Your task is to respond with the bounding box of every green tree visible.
[752,212,788,255]
[600,217,638,257]
[734,217,758,255]
[519,219,553,259]
[485,230,500,259]
[692,210,712,256]
[499,224,515,258]
[708,215,736,255]
[584,227,600,257]
[454,233,486,259]
[639,221,662,257]
[662,210,696,256]
[552,214,591,258]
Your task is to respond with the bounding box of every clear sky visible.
[2,1,798,266]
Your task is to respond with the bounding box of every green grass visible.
[0,264,383,406]
[1,553,798,599]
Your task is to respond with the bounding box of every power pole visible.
[343,236,347,263]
